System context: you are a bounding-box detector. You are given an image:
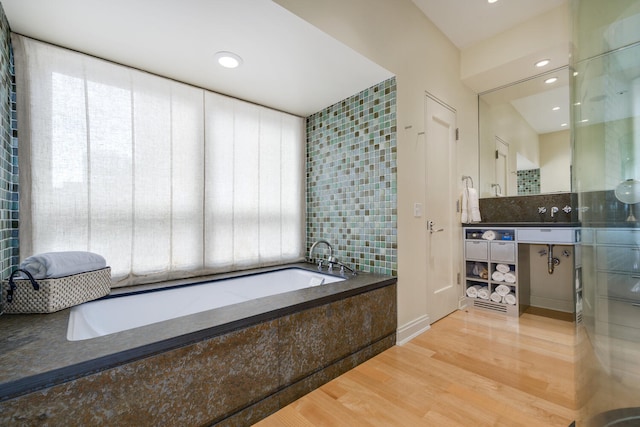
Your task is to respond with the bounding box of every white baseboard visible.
[396,314,431,345]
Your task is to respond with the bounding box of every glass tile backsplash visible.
[517,168,540,195]
[0,4,18,283]
[306,78,397,276]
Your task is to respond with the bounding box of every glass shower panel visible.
[573,1,640,423]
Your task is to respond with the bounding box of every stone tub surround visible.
[0,263,396,426]
[478,192,578,224]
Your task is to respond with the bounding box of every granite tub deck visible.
[0,263,397,426]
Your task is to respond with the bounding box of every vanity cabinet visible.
[594,229,640,341]
[463,227,529,317]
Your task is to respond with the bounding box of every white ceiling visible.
[411,0,567,50]
[413,0,570,134]
[2,0,572,131]
[1,0,393,117]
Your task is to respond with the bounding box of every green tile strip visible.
[306,78,397,276]
[0,4,18,285]
[517,168,540,195]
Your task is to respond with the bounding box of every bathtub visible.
[67,267,344,341]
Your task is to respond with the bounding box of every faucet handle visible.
[538,207,547,214]
[562,205,572,214]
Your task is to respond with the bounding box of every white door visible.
[495,137,509,196]
[425,95,460,323]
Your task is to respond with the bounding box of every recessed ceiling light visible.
[488,0,498,3]
[552,106,560,111]
[535,59,550,68]
[545,77,558,84]
[214,51,243,69]
[561,123,568,127]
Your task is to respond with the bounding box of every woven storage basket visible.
[1,267,111,314]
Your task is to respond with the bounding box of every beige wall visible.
[479,100,539,197]
[274,0,478,333]
[540,129,571,193]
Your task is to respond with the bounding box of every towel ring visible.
[462,175,474,188]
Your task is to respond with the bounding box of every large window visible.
[13,35,304,286]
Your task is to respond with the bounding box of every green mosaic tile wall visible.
[0,4,17,283]
[517,168,540,195]
[306,78,397,276]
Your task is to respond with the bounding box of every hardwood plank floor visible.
[255,308,577,426]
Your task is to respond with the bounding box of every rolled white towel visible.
[477,287,490,300]
[19,251,107,279]
[495,284,511,297]
[466,285,481,298]
[495,264,510,274]
[504,293,517,305]
[491,271,505,282]
[504,272,516,283]
[490,292,502,303]
[481,230,496,240]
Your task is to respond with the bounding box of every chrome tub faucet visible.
[309,239,333,268]
[308,239,357,276]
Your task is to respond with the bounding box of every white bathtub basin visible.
[67,268,344,341]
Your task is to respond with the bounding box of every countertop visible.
[0,263,396,402]
[466,222,582,228]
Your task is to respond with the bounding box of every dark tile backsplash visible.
[478,193,578,223]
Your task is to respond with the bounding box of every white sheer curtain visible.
[13,35,305,286]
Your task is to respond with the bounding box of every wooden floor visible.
[255,308,577,426]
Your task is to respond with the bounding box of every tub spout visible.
[336,261,357,276]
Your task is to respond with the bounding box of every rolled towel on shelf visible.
[466,285,482,298]
[495,264,510,274]
[504,272,516,283]
[19,251,107,279]
[504,293,517,305]
[477,287,490,300]
[491,271,505,282]
[490,292,502,303]
[495,284,511,297]
[481,230,496,240]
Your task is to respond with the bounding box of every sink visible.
[587,408,640,426]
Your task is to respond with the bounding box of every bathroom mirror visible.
[478,67,571,198]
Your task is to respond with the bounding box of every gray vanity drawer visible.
[596,297,640,329]
[465,241,488,260]
[596,229,640,246]
[597,272,640,302]
[490,241,515,263]
[596,245,640,273]
[516,228,576,244]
